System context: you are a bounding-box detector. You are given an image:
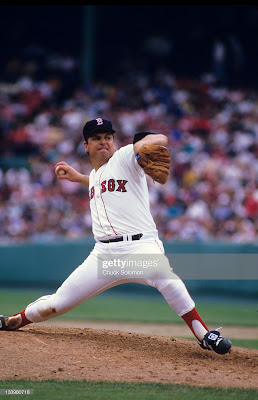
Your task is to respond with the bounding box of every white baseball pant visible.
[25,238,195,323]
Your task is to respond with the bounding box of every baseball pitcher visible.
[0,118,232,354]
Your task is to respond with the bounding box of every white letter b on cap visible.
[96,118,103,125]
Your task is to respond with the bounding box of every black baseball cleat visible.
[0,314,22,331]
[198,329,232,354]
[0,315,9,330]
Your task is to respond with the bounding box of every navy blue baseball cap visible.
[83,118,116,141]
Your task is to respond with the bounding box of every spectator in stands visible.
[0,50,257,244]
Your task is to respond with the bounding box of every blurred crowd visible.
[0,48,257,244]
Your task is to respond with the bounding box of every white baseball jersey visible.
[88,144,158,241]
[24,143,196,333]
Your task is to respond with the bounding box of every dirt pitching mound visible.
[1,325,258,389]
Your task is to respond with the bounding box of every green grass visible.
[229,339,258,350]
[0,380,257,400]
[1,288,257,327]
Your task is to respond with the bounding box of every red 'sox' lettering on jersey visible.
[101,180,107,193]
[101,179,128,194]
[116,180,128,192]
[89,179,128,200]
[108,179,115,192]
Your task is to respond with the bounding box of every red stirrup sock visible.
[11,310,32,329]
[181,308,209,341]
[19,310,32,327]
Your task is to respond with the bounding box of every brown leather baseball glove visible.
[136,144,170,184]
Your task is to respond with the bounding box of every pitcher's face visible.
[84,132,115,168]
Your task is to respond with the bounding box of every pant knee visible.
[156,278,195,316]
[38,305,57,318]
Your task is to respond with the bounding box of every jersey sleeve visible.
[113,144,144,179]
[133,132,157,144]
